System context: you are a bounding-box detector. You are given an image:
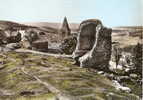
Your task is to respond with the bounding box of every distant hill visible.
[0,20,31,30]
[21,22,79,32]
[114,26,143,29]
[112,26,143,37]
[0,20,142,37]
[0,20,59,33]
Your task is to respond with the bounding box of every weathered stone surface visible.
[73,19,112,70]
[110,43,142,77]
[21,30,39,43]
[20,30,39,49]
[20,29,50,52]
[0,43,21,52]
[20,40,32,49]
[48,43,62,54]
[5,43,21,50]
[73,19,102,59]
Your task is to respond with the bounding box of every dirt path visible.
[15,49,72,58]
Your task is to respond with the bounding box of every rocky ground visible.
[0,51,141,100]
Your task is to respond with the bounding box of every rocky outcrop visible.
[110,42,142,74]
[0,43,21,52]
[20,30,39,49]
[0,30,21,44]
[5,43,21,50]
[5,31,21,43]
[21,30,39,43]
[73,19,112,70]
[0,29,49,52]
[20,29,49,51]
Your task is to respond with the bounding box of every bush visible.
[60,36,77,54]
[132,43,142,75]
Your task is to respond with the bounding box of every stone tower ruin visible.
[60,17,71,38]
[73,19,112,70]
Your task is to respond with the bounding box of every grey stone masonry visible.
[73,19,112,70]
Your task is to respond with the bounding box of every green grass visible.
[0,51,140,100]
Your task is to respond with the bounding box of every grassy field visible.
[0,52,140,100]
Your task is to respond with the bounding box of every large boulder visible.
[5,43,21,50]
[73,19,112,70]
[20,30,49,52]
[20,30,39,49]
[0,29,21,45]
[5,31,21,43]
[0,43,21,52]
[109,51,135,74]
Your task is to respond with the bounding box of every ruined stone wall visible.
[73,19,112,70]
[73,19,102,59]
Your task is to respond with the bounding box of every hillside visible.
[0,20,30,30]
[0,21,58,34]
[112,26,143,37]
[0,51,140,100]
[0,20,142,36]
[21,22,79,32]
[23,22,142,37]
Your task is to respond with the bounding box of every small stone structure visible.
[20,29,49,51]
[73,19,112,70]
[20,29,39,49]
[60,17,71,38]
[32,39,48,52]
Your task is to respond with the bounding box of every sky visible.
[0,0,142,27]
